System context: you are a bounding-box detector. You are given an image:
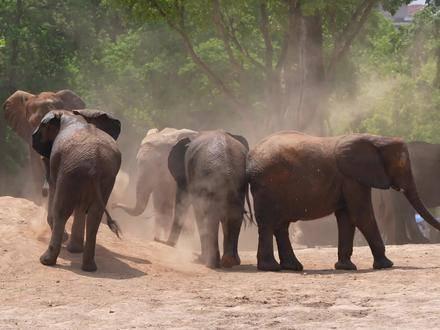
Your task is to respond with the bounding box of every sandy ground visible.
[1,196,440,329]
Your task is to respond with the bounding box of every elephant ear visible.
[31,111,61,158]
[168,137,191,189]
[227,133,249,151]
[72,109,121,140]
[55,89,86,110]
[3,90,35,142]
[335,135,391,189]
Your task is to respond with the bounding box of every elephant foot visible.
[221,255,241,268]
[205,257,221,269]
[373,256,393,270]
[82,260,97,272]
[335,259,357,271]
[66,240,84,253]
[257,259,281,272]
[40,248,58,266]
[281,259,303,271]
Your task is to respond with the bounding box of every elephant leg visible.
[192,199,210,265]
[345,186,393,269]
[257,223,280,271]
[274,223,303,271]
[66,208,86,253]
[153,191,174,241]
[205,216,221,269]
[166,188,191,246]
[40,184,75,266]
[221,211,242,268]
[81,205,104,272]
[334,209,357,270]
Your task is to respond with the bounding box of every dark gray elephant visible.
[247,132,440,272]
[32,109,121,271]
[113,127,197,241]
[374,141,440,244]
[3,89,86,202]
[163,130,250,269]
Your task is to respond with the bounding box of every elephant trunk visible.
[404,187,440,231]
[113,174,152,216]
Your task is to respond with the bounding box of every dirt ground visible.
[1,196,440,329]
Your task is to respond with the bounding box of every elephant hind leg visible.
[274,223,303,271]
[81,204,104,272]
[66,208,86,253]
[40,184,76,266]
[334,209,357,270]
[192,199,220,269]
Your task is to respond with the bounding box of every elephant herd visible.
[3,89,440,272]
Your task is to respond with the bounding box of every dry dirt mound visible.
[1,196,440,329]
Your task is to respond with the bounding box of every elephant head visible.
[3,89,86,142]
[32,110,121,159]
[336,134,440,232]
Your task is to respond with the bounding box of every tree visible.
[110,0,411,134]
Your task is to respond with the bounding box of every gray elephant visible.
[113,127,197,240]
[374,141,440,244]
[247,132,440,271]
[163,130,250,269]
[32,109,122,272]
[3,89,86,202]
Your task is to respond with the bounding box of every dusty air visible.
[0,0,439,328]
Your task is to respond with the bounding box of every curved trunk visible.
[113,171,152,216]
[404,187,440,231]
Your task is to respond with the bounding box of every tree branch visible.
[259,0,273,72]
[327,0,379,79]
[223,13,266,70]
[148,0,249,113]
[275,0,298,71]
[212,0,242,71]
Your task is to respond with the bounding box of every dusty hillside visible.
[1,196,440,329]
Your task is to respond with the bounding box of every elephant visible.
[3,89,86,202]
[32,109,122,271]
[163,130,250,269]
[247,131,440,272]
[373,141,440,244]
[113,127,198,241]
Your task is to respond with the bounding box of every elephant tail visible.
[244,186,255,225]
[92,179,122,239]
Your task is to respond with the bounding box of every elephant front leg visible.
[204,218,221,269]
[66,208,86,253]
[345,185,393,270]
[257,223,281,271]
[334,209,357,270]
[274,223,303,271]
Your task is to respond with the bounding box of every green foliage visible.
[0,0,438,194]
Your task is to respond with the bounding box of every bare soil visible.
[1,196,439,329]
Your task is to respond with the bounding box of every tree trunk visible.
[279,7,326,135]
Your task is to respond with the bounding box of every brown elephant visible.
[247,131,440,271]
[113,127,197,241]
[373,141,440,244]
[32,109,121,271]
[3,89,86,202]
